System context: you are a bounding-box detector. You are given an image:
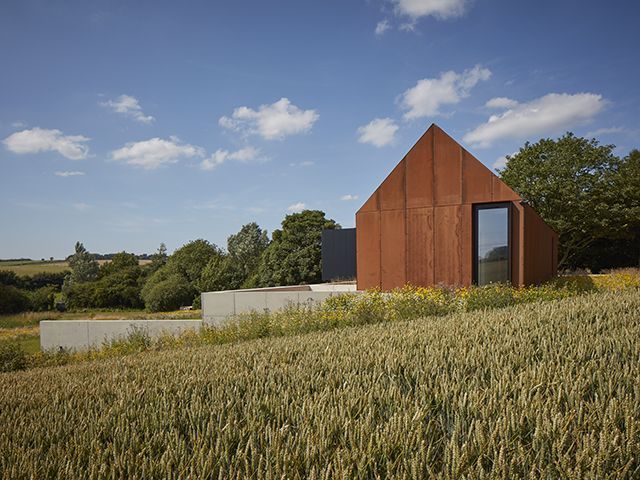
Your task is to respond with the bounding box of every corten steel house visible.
[355,124,558,290]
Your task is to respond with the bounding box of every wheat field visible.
[1,290,639,479]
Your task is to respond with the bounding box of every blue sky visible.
[1,0,638,259]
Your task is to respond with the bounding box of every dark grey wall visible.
[321,228,356,282]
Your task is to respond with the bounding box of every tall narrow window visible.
[474,203,510,285]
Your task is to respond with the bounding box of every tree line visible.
[0,210,339,313]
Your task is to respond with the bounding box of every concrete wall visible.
[202,284,358,326]
[40,319,202,352]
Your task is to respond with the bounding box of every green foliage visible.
[67,242,99,284]
[200,254,244,292]
[98,251,139,278]
[0,284,31,314]
[227,222,269,283]
[147,242,168,275]
[0,342,27,372]
[66,251,144,310]
[3,290,640,477]
[141,272,195,312]
[499,134,638,269]
[257,210,338,286]
[0,270,20,287]
[167,239,221,285]
[28,285,57,311]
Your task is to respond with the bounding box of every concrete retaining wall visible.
[40,319,202,352]
[201,283,358,326]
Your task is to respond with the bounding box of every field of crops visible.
[1,289,639,478]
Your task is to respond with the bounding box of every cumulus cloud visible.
[492,151,518,171]
[357,117,399,147]
[340,194,359,201]
[287,202,306,213]
[375,19,391,35]
[111,137,204,169]
[3,127,90,160]
[200,146,261,171]
[393,0,468,20]
[400,65,491,120]
[55,171,85,177]
[219,98,319,140]
[485,97,519,109]
[100,94,155,124]
[585,126,627,137]
[463,93,606,148]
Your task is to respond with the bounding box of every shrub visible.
[28,285,57,311]
[0,284,31,314]
[141,273,195,312]
[0,342,27,372]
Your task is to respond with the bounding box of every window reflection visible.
[476,207,509,285]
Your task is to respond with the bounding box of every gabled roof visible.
[357,124,520,213]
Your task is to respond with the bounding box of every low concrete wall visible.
[202,283,358,326]
[40,319,202,352]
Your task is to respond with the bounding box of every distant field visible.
[0,259,151,276]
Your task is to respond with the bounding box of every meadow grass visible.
[1,290,639,478]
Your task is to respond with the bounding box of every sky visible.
[1,0,638,259]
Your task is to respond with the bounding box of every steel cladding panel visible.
[462,149,493,203]
[460,204,473,285]
[381,209,406,289]
[379,161,405,211]
[356,211,381,290]
[407,207,434,285]
[434,127,462,206]
[434,205,462,285]
[522,205,557,285]
[406,129,434,208]
[492,175,520,202]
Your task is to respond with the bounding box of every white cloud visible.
[11,121,26,128]
[585,126,626,137]
[100,94,155,124]
[463,93,607,148]
[200,146,261,171]
[485,97,519,109]
[492,151,518,171]
[54,171,85,177]
[3,128,90,160]
[219,98,319,140]
[393,0,468,20]
[400,65,491,120]
[375,19,391,35]
[357,117,399,147]
[340,194,359,201]
[111,137,204,169]
[287,202,306,213]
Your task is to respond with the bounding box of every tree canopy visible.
[257,210,339,286]
[499,134,639,270]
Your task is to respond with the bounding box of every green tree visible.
[200,255,244,292]
[98,251,139,278]
[499,133,634,269]
[257,210,339,286]
[141,272,195,312]
[67,242,99,284]
[147,243,168,274]
[227,222,269,286]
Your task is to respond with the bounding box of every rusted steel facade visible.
[356,124,558,290]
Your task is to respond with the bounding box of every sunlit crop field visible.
[1,290,639,478]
